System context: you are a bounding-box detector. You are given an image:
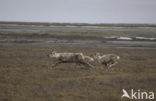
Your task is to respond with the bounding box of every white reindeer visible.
[94,53,120,70]
[49,51,94,68]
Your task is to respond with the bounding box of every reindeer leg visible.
[76,62,87,69]
[102,62,110,71]
[77,62,86,69]
[107,64,112,70]
[51,61,62,68]
[83,62,94,69]
[107,61,117,70]
[112,61,117,66]
[105,64,110,71]
[78,62,88,69]
[86,63,94,68]
[102,63,108,70]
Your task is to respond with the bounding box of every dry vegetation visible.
[0,45,156,101]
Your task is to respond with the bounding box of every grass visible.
[0,46,156,101]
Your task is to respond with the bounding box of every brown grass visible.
[0,45,156,101]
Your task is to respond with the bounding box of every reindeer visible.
[49,51,94,68]
[94,53,120,70]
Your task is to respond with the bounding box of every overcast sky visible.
[0,0,156,24]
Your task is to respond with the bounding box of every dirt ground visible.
[0,45,156,101]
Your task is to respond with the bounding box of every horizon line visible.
[0,20,156,25]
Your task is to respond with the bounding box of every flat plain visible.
[0,22,156,101]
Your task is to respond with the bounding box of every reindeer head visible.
[94,53,101,59]
[93,53,102,63]
[117,56,120,60]
[112,55,120,60]
[49,50,56,58]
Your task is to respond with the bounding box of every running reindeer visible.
[49,51,94,68]
[94,53,120,70]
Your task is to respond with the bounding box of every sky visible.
[0,0,156,24]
